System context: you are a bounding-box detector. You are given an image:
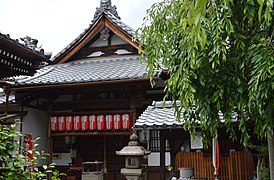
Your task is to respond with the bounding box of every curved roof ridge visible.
[16,66,55,84]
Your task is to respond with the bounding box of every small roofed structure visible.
[134,101,255,180]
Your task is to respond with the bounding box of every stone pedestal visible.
[121,168,143,180]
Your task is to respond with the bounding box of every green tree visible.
[137,0,273,178]
[0,123,62,179]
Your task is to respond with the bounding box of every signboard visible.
[23,134,33,159]
[190,132,203,149]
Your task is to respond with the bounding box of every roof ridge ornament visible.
[93,0,120,22]
[20,36,52,59]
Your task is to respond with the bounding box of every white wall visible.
[148,152,171,166]
[22,107,48,166]
[52,153,72,166]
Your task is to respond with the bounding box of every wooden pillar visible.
[103,136,107,173]
[19,105,24,153]
[267,103,274,180]
[168,138,176,169]
[130,95,137,135]
[47,103,53,180]
[160,130,166,180]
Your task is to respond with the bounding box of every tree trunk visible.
[268,103,274,180]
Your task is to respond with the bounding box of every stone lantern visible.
[116,134,151,180]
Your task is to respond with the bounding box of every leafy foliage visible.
[137,0,273,145]
[0,123,63,180]
[249,143,270,179]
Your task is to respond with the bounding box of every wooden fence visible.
[175,151,254,180]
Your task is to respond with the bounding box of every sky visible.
[0,0,160,58]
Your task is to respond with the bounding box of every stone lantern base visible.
[121,168,144,180]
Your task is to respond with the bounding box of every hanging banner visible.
[113,114,121,129]
[190,132,203,149]
[122,114,130,129]
[58,116,66,131]
[23,134,33,160]
[81,116,89,131]
[105,115,113,130]
[212,138,220,177]
[50,117,58,131]
[89,115,97,130]
[51,113,132,132]
[97,115,105,130]
[74,116,81,131]
[66,116,73,131]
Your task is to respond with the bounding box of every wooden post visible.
[130,93,137,135]
[160,130,166,180]
[47,103,53,180]
[267,103,274,180]
[104,136,107,173]
[19,105,24,154]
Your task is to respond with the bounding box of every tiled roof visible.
[0,33,50,59]
[134,101,238,129]
[52,10,136,61]
[104,11,136,37]
[14,55,159,86]
[0,90,15,104]
[134,101,185,129]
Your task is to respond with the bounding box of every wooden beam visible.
[104,17,139,50]
[45,99,131,111]
[55,19,105,64]
[0,37,50,63]
[50,109,134,117]
[50,131,130,137]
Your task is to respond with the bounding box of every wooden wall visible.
[175,151,254,180]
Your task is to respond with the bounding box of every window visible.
[149,130,169,152]
[53,136,71,153]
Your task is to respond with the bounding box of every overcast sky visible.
[0,0,160,58]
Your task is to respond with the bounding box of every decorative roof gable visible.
[53,0,139,64]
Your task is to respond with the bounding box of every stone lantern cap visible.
[116,134,151,156]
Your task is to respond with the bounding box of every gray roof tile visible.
[0,91,15,104]
[134,101,239,129]
[134,101,185,129]
[15,55,160,86]
[0,33,50,59]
